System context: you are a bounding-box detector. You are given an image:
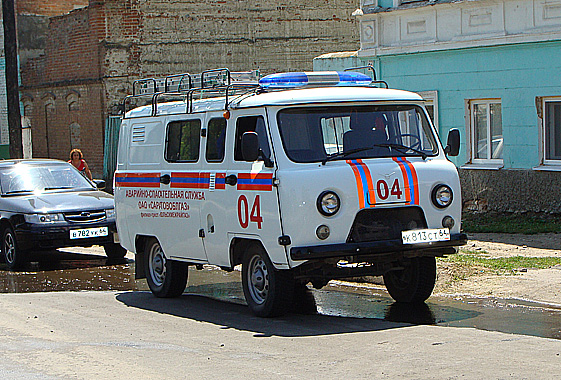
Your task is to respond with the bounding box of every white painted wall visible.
[358,0,561,56]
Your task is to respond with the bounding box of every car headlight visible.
[24,213,64,224]
[317,191,340,216]
[105,208,115,218]
[431,184,453,209]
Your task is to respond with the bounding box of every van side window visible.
[234,116,271,161]
[206,118,227,162]
[165,119,201,162]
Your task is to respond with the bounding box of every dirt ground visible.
[433,233,561,305]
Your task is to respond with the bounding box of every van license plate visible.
[70,227,109,240]
[402,228,450,244]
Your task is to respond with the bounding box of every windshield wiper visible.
[378,143,427,160]
[321,147,374,165]
[3,189,35,195]
[43,186,75,191]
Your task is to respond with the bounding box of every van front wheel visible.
[242,243,294,317]
[144,238,188,298]
[383,256,436,303]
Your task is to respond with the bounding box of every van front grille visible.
[64,210,106,223]
[347,207,427,243]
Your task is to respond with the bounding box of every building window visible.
[69,123,81,149]
[469,99,503,165]
[418,91,438,130]
[66,92,80,112]
[544,99,561,163]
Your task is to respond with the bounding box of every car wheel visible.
[103,243,127,259]
[144,238,188,298]
[241,243,294,317]
[2,226,25,270]
[383,256,436,303]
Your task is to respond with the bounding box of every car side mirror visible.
[444,129,460,157]
[241,131,260,162]
[93,179,106,190]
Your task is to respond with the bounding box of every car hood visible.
[0,190,114,214]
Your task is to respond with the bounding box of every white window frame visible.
[418,90,438,131]
[540,97,561,169]
[465,98,503,169]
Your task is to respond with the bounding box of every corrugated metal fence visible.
[103,116,122,193]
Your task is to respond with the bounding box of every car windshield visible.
[0,162,95,195]
[277,105,438,163]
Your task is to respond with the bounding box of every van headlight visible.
[105,208,115,218]
[24,213,64,224]
[317,191,340,216]
[431,184,453,209]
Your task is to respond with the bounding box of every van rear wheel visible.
[144,238,188,298]
[242,243,294,317]
[383,256,436,303]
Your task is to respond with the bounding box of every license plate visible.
[70,227,109,240]
[402,228,450,244]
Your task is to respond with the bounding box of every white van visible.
[114,68,467,317]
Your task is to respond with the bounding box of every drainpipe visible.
[2,0,23,158]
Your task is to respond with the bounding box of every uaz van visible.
[114,68,467,317]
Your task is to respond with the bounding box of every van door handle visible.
[225,174,237,186]
[160,174,171,185]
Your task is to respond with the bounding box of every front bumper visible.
[290,232,468,261]
[15,220,118,251]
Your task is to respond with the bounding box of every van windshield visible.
[277,105,438,163]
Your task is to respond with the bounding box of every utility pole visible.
[2,0,22,158]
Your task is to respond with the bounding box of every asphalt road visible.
[0,289,560,379]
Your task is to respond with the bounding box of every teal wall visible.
[314,40,561,169]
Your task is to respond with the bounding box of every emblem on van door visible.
[383,171,396,179]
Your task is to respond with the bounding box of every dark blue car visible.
[0,159,125,270]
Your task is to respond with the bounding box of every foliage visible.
[441,253,561,274]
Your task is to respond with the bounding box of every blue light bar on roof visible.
[259,71,372,89]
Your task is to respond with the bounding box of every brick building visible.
[0,0,88,155]
[20,0,359,178]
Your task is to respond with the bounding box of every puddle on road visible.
[0,250,135,293]
[1,255,561,340]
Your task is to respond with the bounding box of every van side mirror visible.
[444,129,460,156]
[241,131,260,162]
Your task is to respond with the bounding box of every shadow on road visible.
[116,290,413,337]
[467,232,561,251]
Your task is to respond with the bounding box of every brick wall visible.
[136,0,358,75]
[20,0,359,178]
[21,83,105,177]
[16,0,88,16]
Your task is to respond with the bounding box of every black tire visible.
[241,243,294,317]
[2,226,25,270]
[383,256,436,303]
[144,238,188,298]
[103,243,127,259]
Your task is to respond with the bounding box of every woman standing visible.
[68,148,93,180]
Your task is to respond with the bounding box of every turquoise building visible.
[315,0,561,214]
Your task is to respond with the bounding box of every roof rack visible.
[344,64,388,88]
[122,66,388,118]
[123,68,261,117]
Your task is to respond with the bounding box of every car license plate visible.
[70,227,109,240]
[402,228,450,244]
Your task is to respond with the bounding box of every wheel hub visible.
[248,255,269,304]
[148,244,166,287]
[4,233,15,264]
